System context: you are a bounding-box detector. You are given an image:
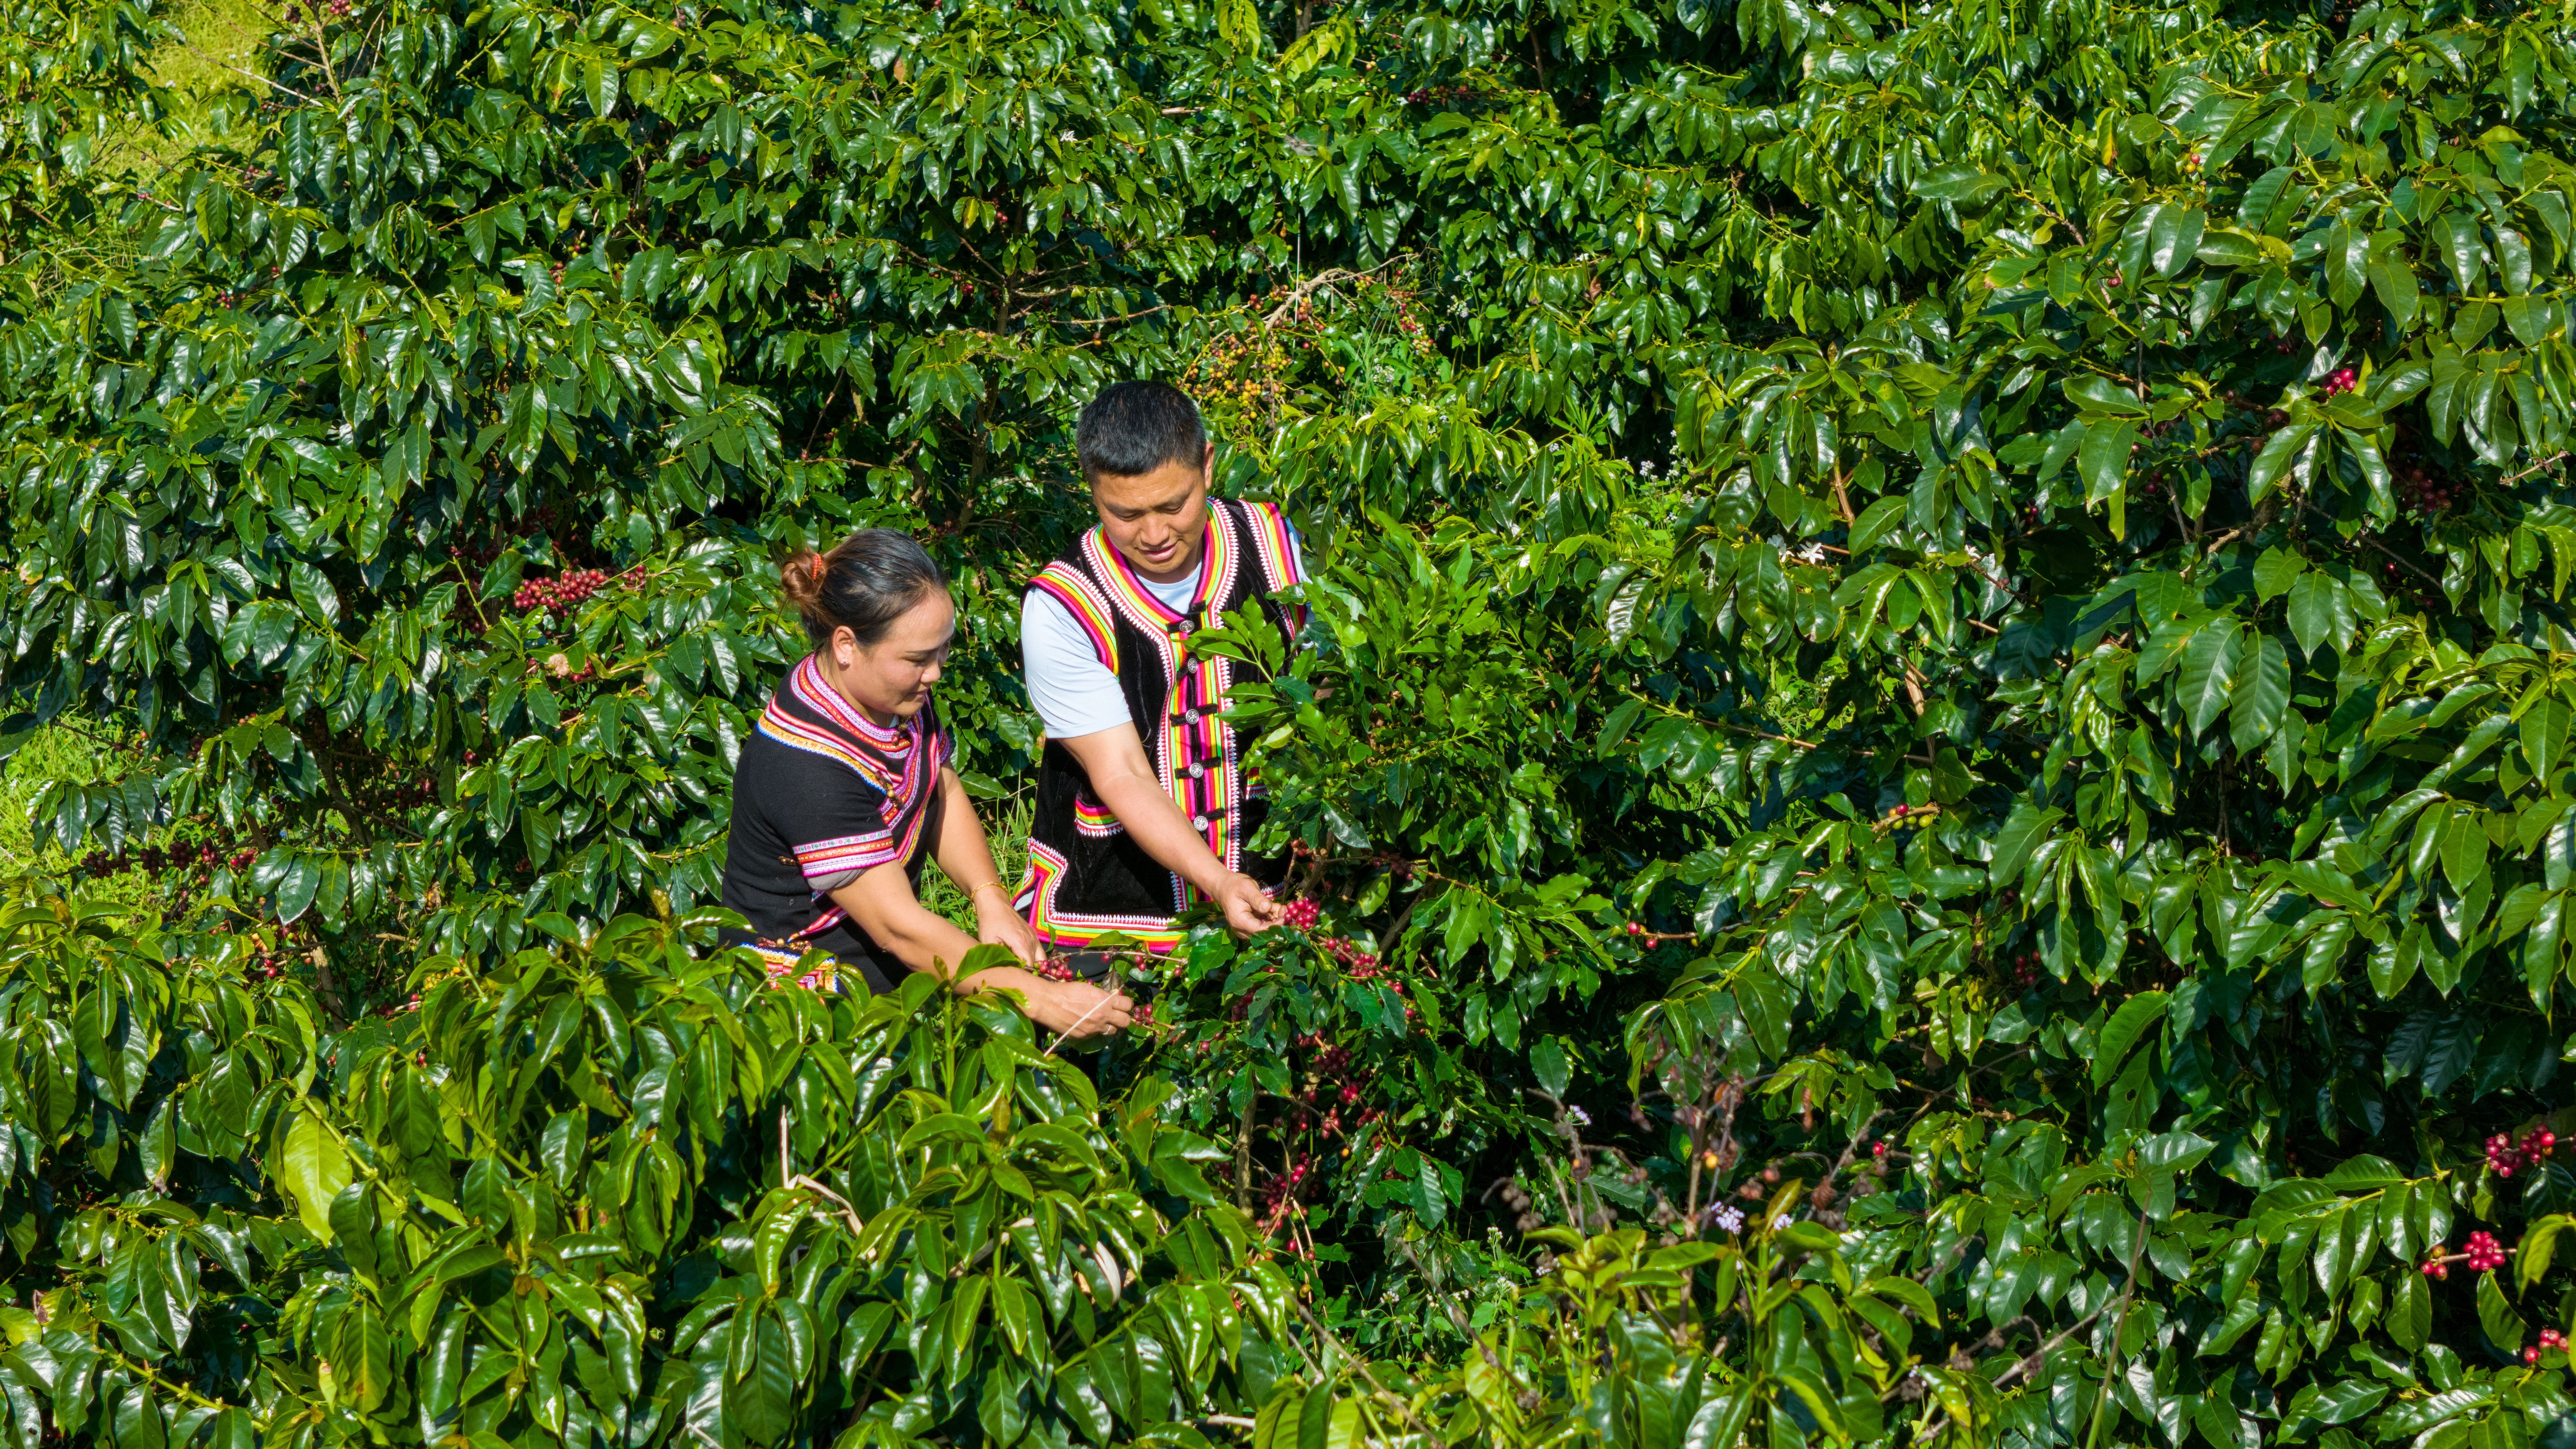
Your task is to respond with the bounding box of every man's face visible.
[1091,443,1214,584]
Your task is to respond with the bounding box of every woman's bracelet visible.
[966,879,1010,900]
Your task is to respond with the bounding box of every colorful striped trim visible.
[754,656,948,819]
[756,709,897,792]
[1241,499,1305,589]
[790,832,899,881]
[1016,839,1186,953]
[789,655,913,750]
[1073,791,1124,839]
[1084,501,1239,640]
[1030,564,1119,673]
[741,942,842,993]
[1160,650,1239,884]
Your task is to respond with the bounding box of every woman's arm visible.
[926,766,1045,967]
[829,861,1131,1039]
[1058,724,1282,936]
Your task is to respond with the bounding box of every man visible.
[1016,381,1307,973]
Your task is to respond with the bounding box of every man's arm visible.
[1057,724,1281,936]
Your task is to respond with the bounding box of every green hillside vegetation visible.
[4,0,2576,1443]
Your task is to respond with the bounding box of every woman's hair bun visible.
[781,530,947,648]
[780,548,828,610]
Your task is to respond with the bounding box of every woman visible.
[720,528,1132,1040]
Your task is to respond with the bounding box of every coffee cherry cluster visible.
[1320,935,1382,976]
[1498,1176,1545,1232]
[1034,954,1080,982]
[2488,1126,2557,1177]
[1280,896,1321,930]
[514,568,609,615]
[369,774,438,809]
[457,510,559,564]
[2321,366,2359,396]
[2002,951,2043,988]
[80,841,254,878]
[1287,1036,1384,1137]
[2467,1232,2509,1271]
[1293,1034,1353,1072]
[2397,460,2467,514]
[1257,1149,1325,1232]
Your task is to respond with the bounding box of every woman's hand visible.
[1023,977,1133,1040]
[973,888,1044,967]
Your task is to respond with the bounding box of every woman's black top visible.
[720,655,950,994]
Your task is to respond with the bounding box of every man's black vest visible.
[1016,497,1304,952]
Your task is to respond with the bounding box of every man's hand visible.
[1215,871,1282,937]
[974,893,1045,967]
[1026,978,1133,1040]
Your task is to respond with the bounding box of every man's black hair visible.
[1076,381,1207,482]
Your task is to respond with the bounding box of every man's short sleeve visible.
[1022,589,1136,740]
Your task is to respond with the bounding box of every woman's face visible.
[824,591,955,723]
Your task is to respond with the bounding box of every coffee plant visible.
[10,0,2576,1438]
[0,893,1300,1445]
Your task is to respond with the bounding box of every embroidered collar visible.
[757,655,930,793]
[785,655,912,753]
[1085,503,1237,635]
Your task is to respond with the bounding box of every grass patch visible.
[0,723,157,906]
[96,0,273,181]
[919,789,1035,935]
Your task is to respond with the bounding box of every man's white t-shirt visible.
[1021,520,1308,740]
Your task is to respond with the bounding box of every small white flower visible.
[1059,129,1076,142]
[1568,1106,1591,1126]
[1771,1213,1792,1230]
[1711,1205,1745,1232]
